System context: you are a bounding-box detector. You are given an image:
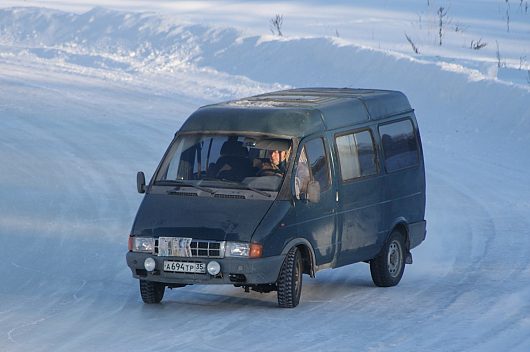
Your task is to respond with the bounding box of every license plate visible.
[163,261,205,274]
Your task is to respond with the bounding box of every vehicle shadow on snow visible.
[135,267,381,310]
[155,286,280,309]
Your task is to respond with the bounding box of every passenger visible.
[210,138,252,181]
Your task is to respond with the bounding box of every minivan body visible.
[126,88,426,307]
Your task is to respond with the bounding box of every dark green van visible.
[126,88,426,308]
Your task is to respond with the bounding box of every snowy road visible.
[1,5,530,352]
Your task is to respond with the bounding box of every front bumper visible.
[126,251,286,285]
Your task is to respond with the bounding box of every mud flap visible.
[405,251,413,265]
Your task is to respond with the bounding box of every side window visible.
[335,130,378,181]
[294,147,310,199]
[305,138,331,191]
[294,138,331,199]
[379,119,419,172]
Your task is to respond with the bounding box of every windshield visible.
[155,134,292,192]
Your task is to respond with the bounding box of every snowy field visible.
[1,1,530,351]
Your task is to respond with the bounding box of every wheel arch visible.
[388,218,411,251]
[281,238,317,278]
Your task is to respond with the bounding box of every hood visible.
[131,192,274,242]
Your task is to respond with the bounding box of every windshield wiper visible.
[158,180,216,195]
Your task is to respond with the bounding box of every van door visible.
[333,128,385,266]
[292,137,337,267]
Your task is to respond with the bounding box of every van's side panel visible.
[378,115,426,247]
[331,126,386,267]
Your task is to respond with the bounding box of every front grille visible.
[191,240,223,257]
[155,237,225,258]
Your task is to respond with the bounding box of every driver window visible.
[294,147,310,199]
[294,138,331,199]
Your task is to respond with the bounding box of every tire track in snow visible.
[413,152,530,351]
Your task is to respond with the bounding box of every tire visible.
[140,280,165,304]
[370,230,406,287]
[277,247,303,308]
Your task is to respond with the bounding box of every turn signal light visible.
[128,236,133,251]
[249,243,263,258]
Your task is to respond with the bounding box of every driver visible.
[257,149,288,176]
[271,149,288,173]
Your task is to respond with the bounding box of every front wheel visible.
[277,247,303,308]
[140,280,165,304]
[370,231,406,287]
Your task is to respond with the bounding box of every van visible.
[126,88,426,308]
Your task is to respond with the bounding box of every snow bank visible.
[1,6,528,163]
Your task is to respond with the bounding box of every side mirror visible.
[137,171,146,194]
[304,180,320,203]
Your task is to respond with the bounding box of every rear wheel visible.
[277,247,303,308]
[140,280,165,304]
[370,230,406,287]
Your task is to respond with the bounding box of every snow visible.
[1,1,530,351]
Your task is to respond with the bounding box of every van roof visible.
[179,88,413,137]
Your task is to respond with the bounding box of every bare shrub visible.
[470,39,487,50]
[496,40,503,68]
[506,0,511,32]
[270,14,284,37]
[437,7,448,46]
[405,33,420,54]
[454,22,469,32]
[519,56,527,70]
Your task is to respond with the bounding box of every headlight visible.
[132,237,155,253]
[226,242,250,257]
[225,242,262,258]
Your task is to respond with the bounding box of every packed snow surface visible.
[1,1,530,351]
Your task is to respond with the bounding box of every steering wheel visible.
[257,168,283,177]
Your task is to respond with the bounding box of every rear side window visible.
[335,130,378,181]
[379,119,419,172]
